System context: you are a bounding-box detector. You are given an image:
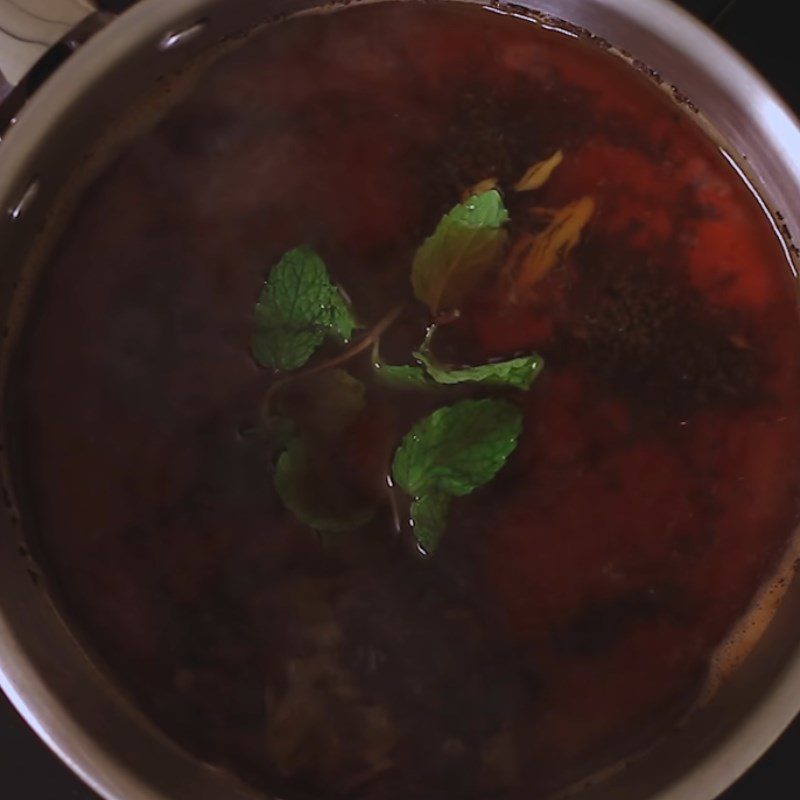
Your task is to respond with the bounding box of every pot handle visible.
[0,0,99,85]
[0,0,124,133]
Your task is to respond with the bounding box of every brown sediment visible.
[566,251,762,418]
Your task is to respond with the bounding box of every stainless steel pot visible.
[2,1,800,799]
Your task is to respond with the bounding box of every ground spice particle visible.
[567,254,762,417]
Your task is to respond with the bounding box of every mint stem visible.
[418,323,438,355]
[416,309,458,359]
[261,303,405,419]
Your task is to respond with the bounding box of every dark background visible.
[1,0,798,796]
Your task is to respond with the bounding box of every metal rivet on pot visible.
[8,178,40,221]
[159,19,208,51]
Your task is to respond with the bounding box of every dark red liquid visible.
[10,2,800,798]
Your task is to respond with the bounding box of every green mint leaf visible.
[275,438,375,533]
[393,398,522,497]
[329,289,356,341]
[270,369,366,438]
[263,415,297,447]
[252,246,357,371]
[372,341,434,387]
[392,399,522,552]
[270,370,374,534]
[410,493,450,554]
[375,362,433,387]
[415,350,544,391]
[411,190,509,313]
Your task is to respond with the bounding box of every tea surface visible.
[11,2,800,797]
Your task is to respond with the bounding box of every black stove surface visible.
[1,0,798,796]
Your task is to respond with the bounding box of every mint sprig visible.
[251,178,567,556]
